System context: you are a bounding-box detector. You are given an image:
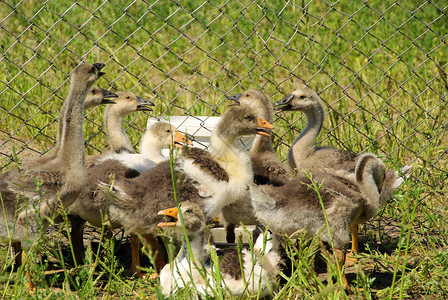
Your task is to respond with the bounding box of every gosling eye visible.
[126,96,131,100]
[299,95,306,100]
[185,209,192,213]
[245,93,250,97]
[166,129,171,133]
[91,89,96,94]
[245,115,254,121]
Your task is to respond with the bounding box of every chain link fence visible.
[1,1,447,234]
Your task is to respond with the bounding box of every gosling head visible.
[274,85,321,113]
[142,121,193,149]
[227,89,274,122]
[215,105,274,142]
[71,63,106,88]
[84,86,118,109]
[108,91,155,116]
[158,201,207,235]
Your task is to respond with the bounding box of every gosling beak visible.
[274,94,294,113]
[136,96,155,111]
[212,215,220,223]
[93,63,106,77]
[157,207,179,227]
[227,93,242,106]
[256,117,274,137]
[100,88,118,104]
[174,131,193,148]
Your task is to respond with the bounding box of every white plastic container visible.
[146,116,254,156]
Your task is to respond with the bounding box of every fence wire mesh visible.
[1,1,447,235]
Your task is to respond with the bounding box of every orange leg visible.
[22,252,35,291]
[344,224,359,267]
[141,234,166,274]
[336,249,348,288]
[130,234,143,278]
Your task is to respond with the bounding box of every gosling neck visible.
[250,135,274,155]
[249,103,274,155]
[177,233,204,262]
[288,104,324,169]
[58,80,89,171]
[210,132,253,185]
[104,106,135,154]
[378,170,397,207]
[140,135,166,163]
[356,161,383,214]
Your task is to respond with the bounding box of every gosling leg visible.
[130,234,144,278]
[142,233,166,274]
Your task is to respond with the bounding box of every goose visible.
[63,90,154,266]
[104,91,154,154]
[68,122,190,270]
[85,91,154,167]
[0,62,105,288]
[275,85,411,257]
[158,201,281,298]
[83,106,273,275]
[140,121,188,163]
[249,153,387,287]
[274,84,359,173]
[223,90,291,243]
[7,86,117,270]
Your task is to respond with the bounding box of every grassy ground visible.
[0,0,447,299]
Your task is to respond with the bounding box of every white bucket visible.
[146,116,254,156]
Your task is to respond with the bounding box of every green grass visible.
[1,0,448,299]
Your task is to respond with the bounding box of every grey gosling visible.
[249,153,387,287]
[67,90,153,267]
[67,122,189,272]
[0,62,105,288]
[275,84,411,257]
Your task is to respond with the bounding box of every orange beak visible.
[157,207,179,227]
[256,117,274,137]
[212,215,220,223]
[174,131,193,147]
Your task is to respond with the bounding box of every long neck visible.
[104,107,135,154]
[250,135,274,155]
[250,103,274,155]
[47,95,93,159]
[177,234,204,262]
[378,170,398,207]
[250,104,275,155]
[140,135,166,163]
[44,102,67,160]
[359,172,381,202]
[288,105,324,169]
[210,133,253,186]
[356,165,382,218]
[57,78,90,181]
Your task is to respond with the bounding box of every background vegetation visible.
[0,0,447,298]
